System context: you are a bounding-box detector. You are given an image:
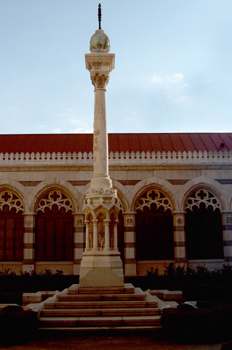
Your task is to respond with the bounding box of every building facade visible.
[0,132,232,276]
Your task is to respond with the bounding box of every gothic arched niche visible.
[35,189,74,261]
[185,188,223,259]
[0,189,24,261]
[135,189,174,260]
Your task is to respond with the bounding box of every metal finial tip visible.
[98,3,102,30]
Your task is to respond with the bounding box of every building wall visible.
[0,153,232,275]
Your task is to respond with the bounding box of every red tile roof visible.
[0,133,231,154]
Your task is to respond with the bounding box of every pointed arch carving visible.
[131,177,178,212]
[135,188,173,212]
[0,190,24,213]
[185,188,221,212]
[31,177,81,213]
[36,189,73,213]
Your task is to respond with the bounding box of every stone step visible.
[39,316,161,328]
[44,300,149,309]
[38,326,163,332]
[68,283,135,295]
[57,288,146,302]
[41,307,160,317]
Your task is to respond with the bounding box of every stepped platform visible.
[38,283,162,331]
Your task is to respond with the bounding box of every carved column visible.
[85,220,90,250]
[113,220,119,251]
[22,213,36,273]
[222,210,232,265]
[104,217,110,251]
[123,212,137,276]
[92,219,99,251]
[73,213,85,275]
[172,211,187,264]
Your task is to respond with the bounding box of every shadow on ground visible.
[0,331,223,350]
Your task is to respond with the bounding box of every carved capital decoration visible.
[91,73,109,89]
[177,218,183,225]
[226,215,232,225]
[26,219,33,227]
[126,217,134,227]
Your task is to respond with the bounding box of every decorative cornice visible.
[0,150,231,166]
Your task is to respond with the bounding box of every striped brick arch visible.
[0,190,24,261]
[35,189,74,261]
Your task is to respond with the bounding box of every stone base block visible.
[79,267,124,287]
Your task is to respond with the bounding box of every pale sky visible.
[0,0,231,134]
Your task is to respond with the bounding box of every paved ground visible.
[1,332,223,350]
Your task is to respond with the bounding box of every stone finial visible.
[98,3,102,30]
[90,30,110,52]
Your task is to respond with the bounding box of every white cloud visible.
[50,108,93,133]
[152,76,162,84]
[152,73,190,106]
[152,73,187,90]
[173,73,184,80]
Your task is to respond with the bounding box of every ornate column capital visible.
[91,73,109,89]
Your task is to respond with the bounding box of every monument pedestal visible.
[79,250,124,287]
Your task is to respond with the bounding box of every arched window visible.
[35,190,74,261]
[0,190,24,261]
[136,189,174,260]
[185,188,223,259]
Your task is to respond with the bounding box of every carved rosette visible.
[91,73,109,89]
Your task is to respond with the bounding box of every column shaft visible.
[113,221,118,250]
[85,220,90,250]
[93,220,98,250]
[93,88,108,178]
[104,219,110,250]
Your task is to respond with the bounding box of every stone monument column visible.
[79,18,124,287]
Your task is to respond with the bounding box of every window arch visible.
[135,188,174,260]
[185,188,223,259]
[0,190,24,261]
[35,189,74,261]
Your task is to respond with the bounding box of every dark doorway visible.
[0,206,23,261]
[185,204,223,259]
[136,204,174,260]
